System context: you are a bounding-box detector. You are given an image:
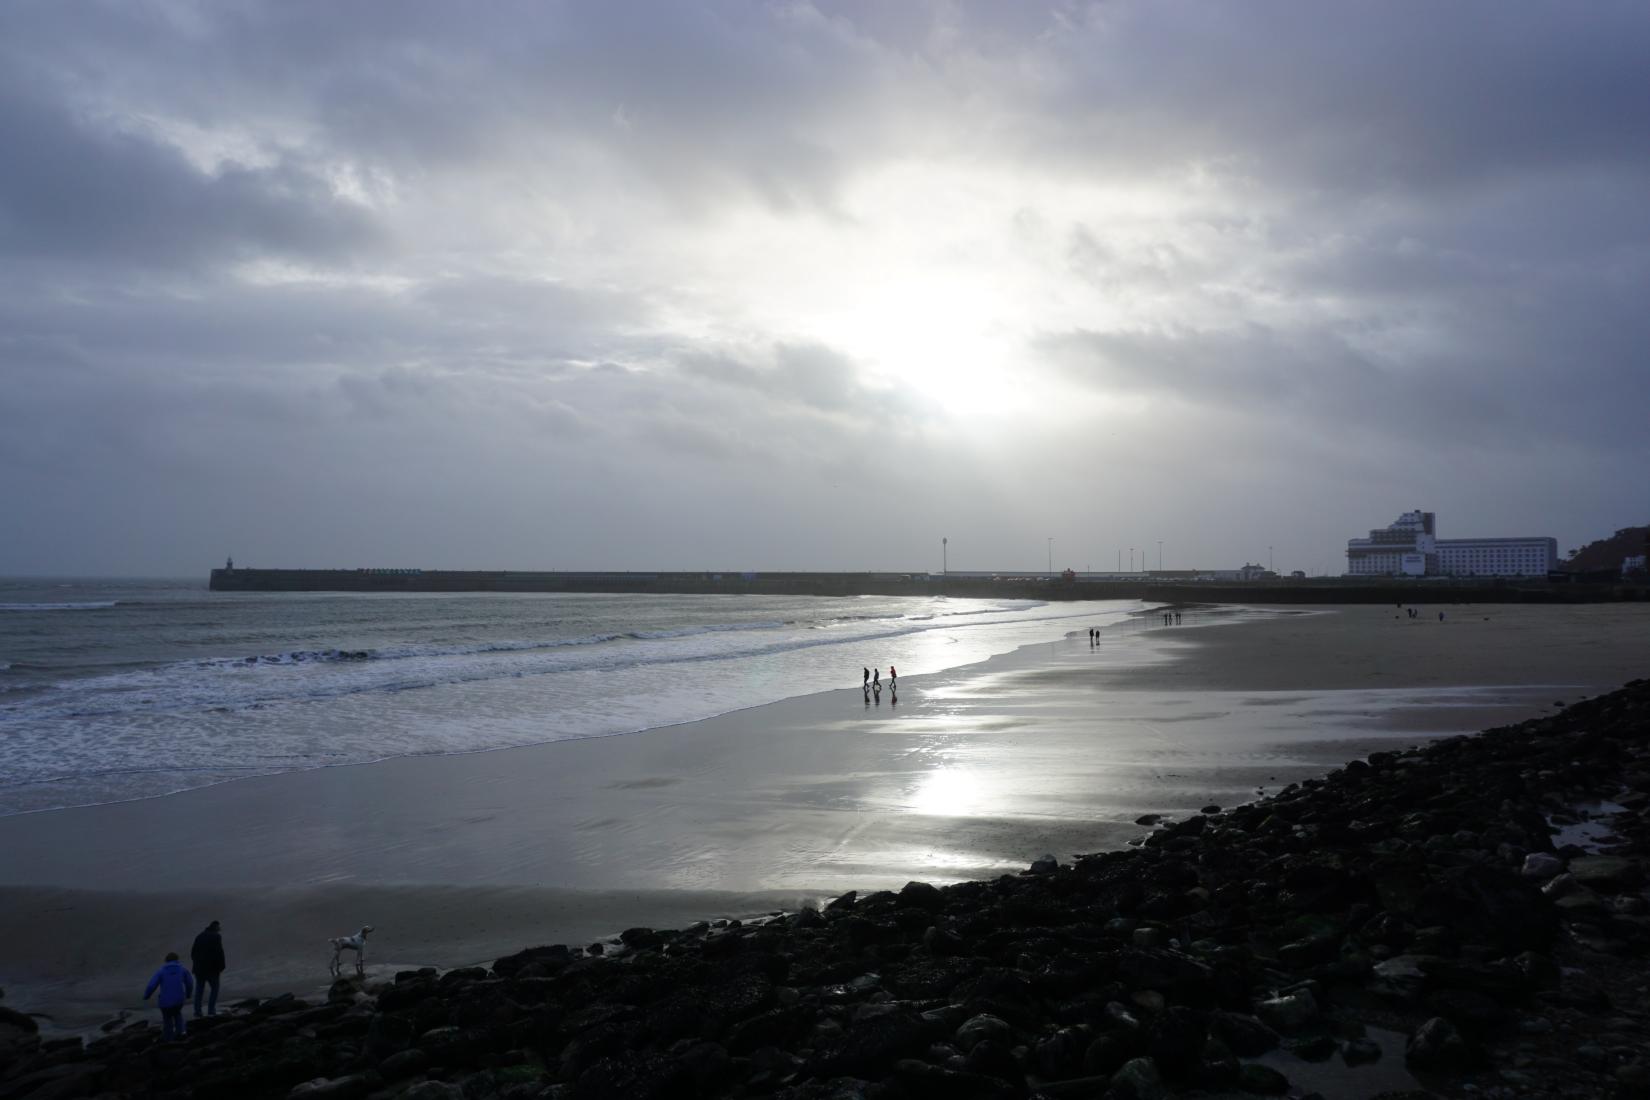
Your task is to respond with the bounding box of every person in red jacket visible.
[143,951,195,1041]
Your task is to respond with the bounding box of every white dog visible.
[328,925,374,976]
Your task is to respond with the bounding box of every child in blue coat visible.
[143,952,195,1040]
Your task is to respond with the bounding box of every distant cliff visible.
[1562,524,1649,572]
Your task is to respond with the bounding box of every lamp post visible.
[942,537,947,575]
[1047,537,1053,577]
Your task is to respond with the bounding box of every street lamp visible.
[942,537,947,575]
[1047,537,1053,577]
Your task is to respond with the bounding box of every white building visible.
[1347,510,1555,578]
[1346,510,1437,577]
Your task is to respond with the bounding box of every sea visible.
[0,578,1143,816]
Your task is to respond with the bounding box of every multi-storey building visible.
[1346,511,1555,578]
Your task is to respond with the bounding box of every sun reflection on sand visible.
[909,765,990,817]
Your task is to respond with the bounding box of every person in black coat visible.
[190,920,226,1017]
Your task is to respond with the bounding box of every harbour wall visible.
[207,569,1646,603]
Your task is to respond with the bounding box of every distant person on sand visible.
[889,666,896,690]
[190,919,226,1017]
[143,951,194,1041]
[863,667,869,689]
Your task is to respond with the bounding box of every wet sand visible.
[2,602,1645,1030]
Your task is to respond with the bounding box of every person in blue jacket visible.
[143,951,194,1041]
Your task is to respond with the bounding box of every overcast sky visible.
[3,1,1647,577]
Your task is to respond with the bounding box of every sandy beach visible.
[2,602,1646,1032]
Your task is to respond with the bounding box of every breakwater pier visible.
[207,567,1644,603]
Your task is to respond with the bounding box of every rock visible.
[962,1037,1020,1082]
[1135,815,1162,827]
[1424,988,1507,1036]
[288,1075,371,1099]
[808,1010,929,1078]
[1405,1016,1476,1071]
[326,977,365,1005]
[575,1051,693,1100]
[1207,1011,1279,1056]
[1146,1005,1205,1064]
[898,881,945,911]
[1033,1026,1089,1080]
[0,1005,39,1035]
[1283,1034,1337,1061]
[1032,1075,1115,1100]
[1028,854,1059,875]
[400,1083,466,1100]
[490,942,571,977]
[1520,852,1564,879]
[1369,954,1432,1002]
[1083,1034,1134,1076]
[1237,1062,1291,1094]
[1108,1056,1169,1100]
[1615,1062,1650,1090]
[377,1048,428,1080]
[954,1013,1013,1051]
[619,926,663,950]
[826,890,857,912]
[1254,990,1317,1034]
[892,1059,1016,1099]
[1570,856,1643,891]
[1342,1037,1382,1065]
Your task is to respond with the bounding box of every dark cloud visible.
[0,71,379,267]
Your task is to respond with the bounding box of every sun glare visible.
[909,764,989,817]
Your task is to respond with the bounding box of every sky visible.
[3,1,1647,577]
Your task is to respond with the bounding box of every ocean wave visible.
[0,601,118,611]
[6,616,967,723]
[190,619,796,670]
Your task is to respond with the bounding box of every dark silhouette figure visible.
[889,665,896,690]
[863,667,870,688]
[190,920,226,1017]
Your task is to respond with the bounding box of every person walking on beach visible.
[143,951,194,1041]
[863,666,870,689]
[190,920,226,1017]
[889,665,896,690]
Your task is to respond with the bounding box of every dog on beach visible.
[328,925,374,976]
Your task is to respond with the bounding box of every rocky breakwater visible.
[4,680,1650,1100]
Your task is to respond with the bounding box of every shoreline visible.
[1,603,1646,1036]
[0,595,1152,820]
[3,679,1646,1097]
